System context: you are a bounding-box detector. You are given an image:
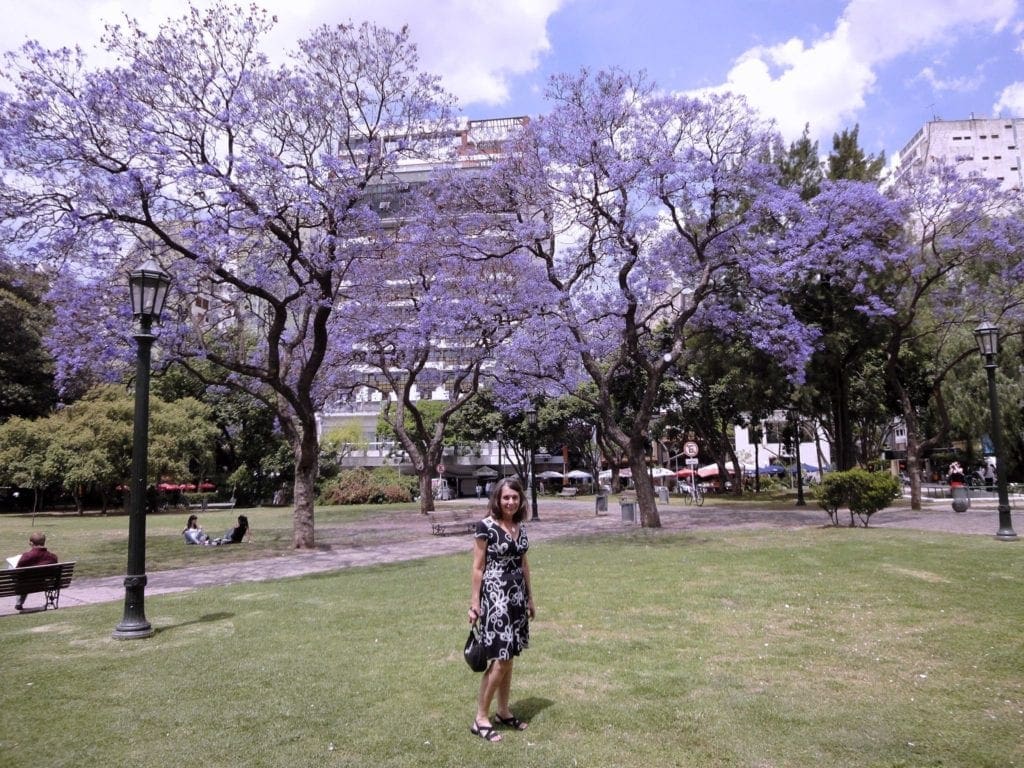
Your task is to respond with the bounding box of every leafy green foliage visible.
[815,468,901,527]
[0,263,56,420]
[826,124,886,182]
[317,467,417,505]
[0,384,217,513]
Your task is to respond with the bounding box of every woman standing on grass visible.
[468,477,536,743]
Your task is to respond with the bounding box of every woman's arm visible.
[469,536,486,624]
[522,552,536,619]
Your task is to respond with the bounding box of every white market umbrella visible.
[566,470,593,480]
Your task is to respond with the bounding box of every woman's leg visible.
[474,661,507,741]
[495,660,514,716]
[476,660,512,721]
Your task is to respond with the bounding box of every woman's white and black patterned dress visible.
[475,516,530,662]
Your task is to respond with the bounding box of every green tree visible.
[775,124,823,200]
[784,126,897,471]
[153,363,288,504]
[44,385,217,513]
[0,263,57,421]
[0,417,54,511]
[826,125,886,182]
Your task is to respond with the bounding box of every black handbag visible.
[464,621,488,672]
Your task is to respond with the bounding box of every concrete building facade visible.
[895,116,1024,190]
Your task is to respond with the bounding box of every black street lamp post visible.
[526,407,539,521]
[973,321,1017,542]
[496,429,504,483]
[790,409,806,507]
[113,259,171,640]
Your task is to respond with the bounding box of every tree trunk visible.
[289,419,320,549]
[831,372,856,471]
[418,473,435,514]
[898,391,924,511]
[628,444,661,528]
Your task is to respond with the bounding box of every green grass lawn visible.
[1,525,1022,767]
[0,503,419,578]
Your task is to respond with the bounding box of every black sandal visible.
[495,714,528,730]
[470,722,502,742]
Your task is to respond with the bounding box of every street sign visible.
[685,458,699,467]
[683,441,699,457]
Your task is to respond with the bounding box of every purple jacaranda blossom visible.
[0,4,456,547]
[479,68,822,526]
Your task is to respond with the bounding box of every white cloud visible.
[0,0,565,110]
[993,82,1024,114]
[340,0,565,107]
[710,0,1017,143]
[913,66,984,93]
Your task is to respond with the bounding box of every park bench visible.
[0,561,76,611]
[427,509,479,536]
[202,498,236,510]
[557,487,578,498]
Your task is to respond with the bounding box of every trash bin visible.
[657,486,669,504]
[620,500,636,522]
[595,494,608,515]
[951,484,970,513]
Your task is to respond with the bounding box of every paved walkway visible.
[2,495,1015,617]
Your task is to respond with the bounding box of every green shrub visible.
[814,469,901,527]
[317,467,416,505]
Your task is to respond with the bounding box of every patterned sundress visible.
[474,516,530,662]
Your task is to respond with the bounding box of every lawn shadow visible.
[511,696,555,723]
[156,611,234,635]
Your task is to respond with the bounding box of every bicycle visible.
[682,481,704,506]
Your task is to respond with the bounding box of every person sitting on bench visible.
[182,514,212,545]
[212,514,251,545]
[13,532,58,611]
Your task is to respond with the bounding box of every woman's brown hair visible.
[487,477,527,523]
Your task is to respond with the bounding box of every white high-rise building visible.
[895,116,1024,190]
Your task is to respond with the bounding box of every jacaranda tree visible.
[0,3,455,547]
[325,154,549,512]
[881,163,1024,509]
[486,70,818,526]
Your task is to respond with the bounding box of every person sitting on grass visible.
[212,514,251,545]
[182,514,211,545]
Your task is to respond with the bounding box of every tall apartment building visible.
[895,116,1024,190]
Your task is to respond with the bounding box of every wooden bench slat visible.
[0,561,76,610]
[426,510,480,536]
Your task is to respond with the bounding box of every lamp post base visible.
[113,574,153,640]
[996,526,1018,542]
[112,620,155,640]
[995,505,1017,542]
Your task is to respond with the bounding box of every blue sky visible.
[2,1,1022,163]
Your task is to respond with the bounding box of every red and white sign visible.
[683,441,699,458]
